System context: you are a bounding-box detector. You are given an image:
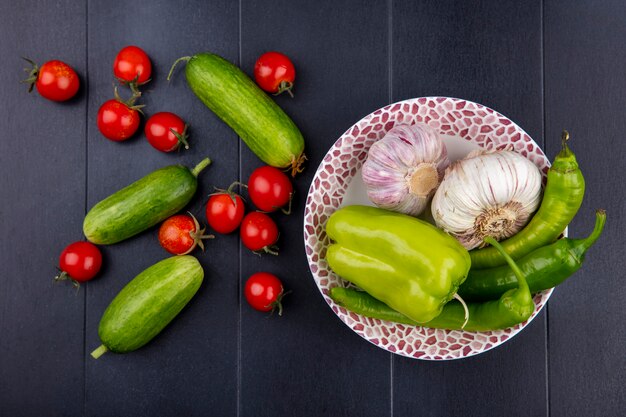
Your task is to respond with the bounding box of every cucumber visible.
[91,255,204,358]
[83,158,210,245]
[170,53,306,175]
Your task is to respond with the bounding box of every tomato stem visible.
[261,245,279,256]
[191,158,212,177]
[118,73,151,90]
[209,183,246,207]
[274,81,294,98]
[167,56,192,82]
[185,211,214,253]
[54,270,69,282]
[20,57,40,93]
[171,125,190,150]
[113,85,144,112]
[54,270,81,291]
[268,289,290,316]
[222,182,247,206]
[281,191,294,215]
[90,344,108,359]
[227,181,247,193]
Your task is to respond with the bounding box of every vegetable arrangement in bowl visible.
[332,130,598,330]
[304,97,605,360]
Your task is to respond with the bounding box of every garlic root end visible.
[408,163,440,197]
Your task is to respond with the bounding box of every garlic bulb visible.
[431,149,542,250]
[362,124,450,216]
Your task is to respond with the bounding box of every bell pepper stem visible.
[484,236,529,293]
[453,293,469,329]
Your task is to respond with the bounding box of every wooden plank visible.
[391,1,548,416]
[83,1,240,416]
[544,1,626,415]
[239,1,392,416]
[0,1,87,416]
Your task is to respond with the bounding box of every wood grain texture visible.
[239,1,392,416]
[544,1,626,416]
[392,1,548,416]
[0,1,87,416]
[83,1,239,416]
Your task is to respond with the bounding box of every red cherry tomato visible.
[158,213,213,255]
[248,166,294,213]
[254,51,295,97]
[145,112,189,152]
[240,212,279,254]
[206,190,245,234]
[56,241,102,287]
[97,99,141,141]
[244,272,287,315]
[113,46,152,85]
[23,59,80,102]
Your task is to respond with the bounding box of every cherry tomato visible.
[113,46,152,85]
[244,272,287,315]
[55,241,102,287]
[254,51,295,97]
[145,112,189,152]
[97,99,141,141]
[206,189,245,234]
[23,59,80,102]
[158,213,213,255]
[240,212,279,254]
[248,166,294,213]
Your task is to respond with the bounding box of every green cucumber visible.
[83,158,210,245]
[91,256,204,358]
[170,53,306,175]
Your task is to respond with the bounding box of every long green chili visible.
[470,131,585,268]
[460,209,606,301]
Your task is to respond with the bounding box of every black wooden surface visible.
[544,1,626,416]
[0,1,624,416]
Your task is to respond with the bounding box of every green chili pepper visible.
[329,287,532,331]
[329,236,534,331]
[460,209,606,301]
[470,131,585,269]
[325,205,471,323]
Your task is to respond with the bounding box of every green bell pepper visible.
[325,205,471,323]
[328,236,535,331]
